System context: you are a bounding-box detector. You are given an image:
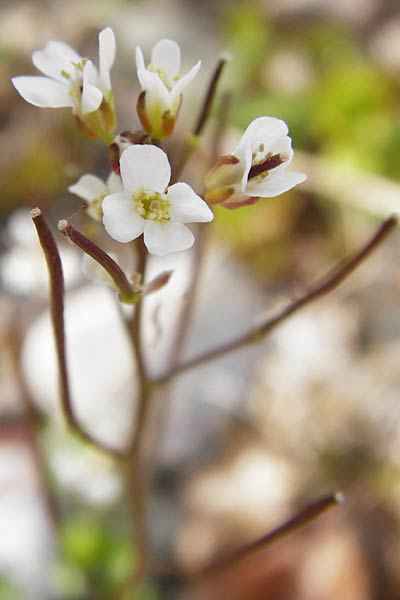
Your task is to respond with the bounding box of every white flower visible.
[135,39,201,139]
[69,171,122,221]
[12,27,116,138]
[204,116,307,209]
[102,144,213,257]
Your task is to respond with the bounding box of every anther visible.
[248,153,285,180]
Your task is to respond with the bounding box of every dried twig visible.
[149,492,343,581]
[155,215,398,383]
[58,220,138,302]
[31,208,124,459]
[172,54,230,181]
[198,492,343,578]
[193,54,230,137]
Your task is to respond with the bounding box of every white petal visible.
[12,76,74,108]
[238,142,253,192]
[137,68,171,109]
[168,183,214,223]
[244,136,295,187]
[135,46,146,72]
[32,40,81,81]
[143,221,194,256]
[119,145,171,194]
[234,117,289,156]
[106,172,123,192]
[81,61,102,113]
[98,27,116,92]
[247,171,307,197]
[151,39,181,78]
[260,136,294,173]
[171,60,201,102]
[102,192,145,243]
[68,174,106,201]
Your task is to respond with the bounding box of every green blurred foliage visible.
[0,579,23,600]
[227,7,400,178]
[224,4,270,91]
[215,2,400,273]
[52,510,150,599]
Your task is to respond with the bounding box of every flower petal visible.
[135,46,146,71]
[32,40,81,81]
[102,192,145,243]
[81,61,102,113]
[168,183,214,223]
[171,60,201,102]
[237,116,289,154]
[98,27,116,92]
[260,136,294,172]
[68,174,106,201]
[119,145,171,194]
[106,172,123,193]
[12,76,74,108]
[143,221,194,256]
[151,39,181,79]
[137,68,171,108]
[246,171,307,197]
[238,141,253,192]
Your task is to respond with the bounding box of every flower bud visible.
[135,39,200,140]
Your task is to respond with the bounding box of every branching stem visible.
[172,55,229,182]
[155,215,398,384]
[31,208,124,459]
[58,220,138,302]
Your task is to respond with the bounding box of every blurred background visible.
[1,0,400,598]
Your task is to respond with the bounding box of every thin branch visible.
[128,236,149,394]
[58,220,138,302]
[149,492,343,581]
[31,208,124,459]
[193,54,231,137]
[211,90,231,164]
[6,314,60,527]
[155,215,398,384]
[168,224,209,368]
[124,237,152,588]
[198,492,343,578]
[172,54,230,182]
[166,90,232,365]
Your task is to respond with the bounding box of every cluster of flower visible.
[12,28,306,257]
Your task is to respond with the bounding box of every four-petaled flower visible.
[12,30,307,255]
[69,172,122,222]
[135,39,201,139]
[12,27,116,141]
[204,116,306,209]
[102,145,213,257]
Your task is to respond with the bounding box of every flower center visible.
[248,152,287,182]
[133,190,171,221]
[147,64,179,91]
[62,59,88,101]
